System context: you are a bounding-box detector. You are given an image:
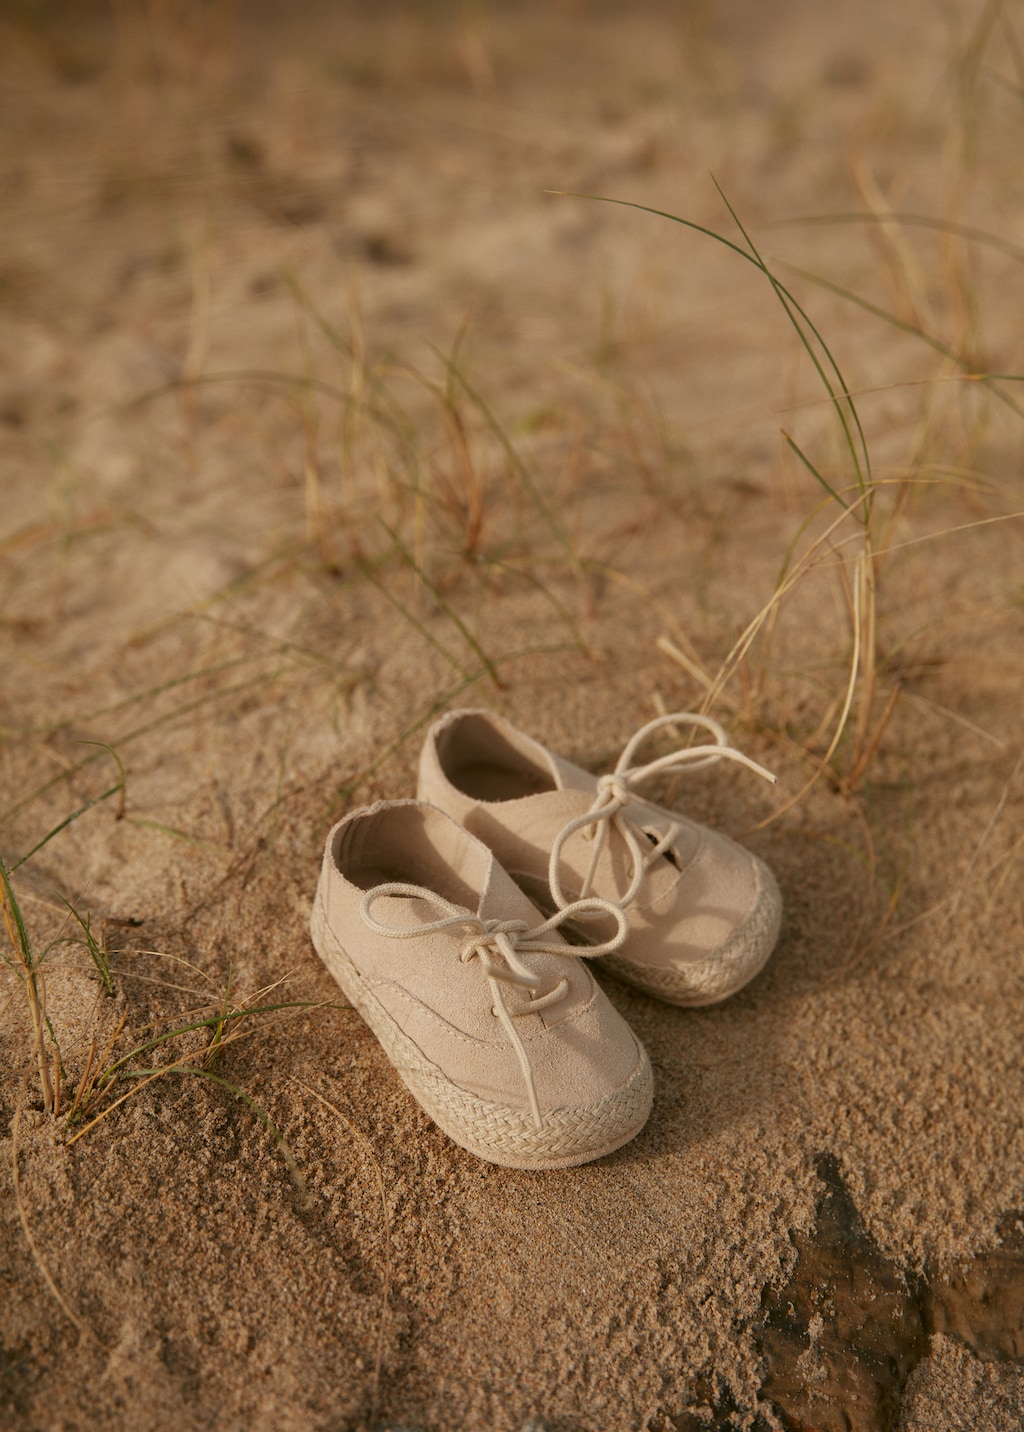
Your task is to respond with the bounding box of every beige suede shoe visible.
[310,800,653,1169]
[418,709,783,1007]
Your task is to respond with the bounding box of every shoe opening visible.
[336,804,485,909]
[437,713,555,802]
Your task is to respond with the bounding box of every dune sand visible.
[2,2,1022,1428]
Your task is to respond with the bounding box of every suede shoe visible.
[310,800,653,1168]
[418,709,782,1006]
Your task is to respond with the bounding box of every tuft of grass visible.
[0,820,324,1199]
[557,183,893,798]
[63,980,319,1149]
[565,173,1024,818]
[116,338,595,665]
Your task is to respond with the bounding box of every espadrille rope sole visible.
[310,893,653,1170]
[509,859,781,1008]
[600,858,783,1007]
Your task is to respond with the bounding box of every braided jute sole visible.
[600,858,783,1007]
[310,894,654,1170]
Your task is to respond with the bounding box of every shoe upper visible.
[316,800,647,1116]
[417,709,781,988]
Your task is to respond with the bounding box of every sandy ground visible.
[2,2,1023,1429]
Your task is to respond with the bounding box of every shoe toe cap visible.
[609,833,782,1005]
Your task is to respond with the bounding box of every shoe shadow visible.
[587,804,891,1164]
[358,809,915,1432]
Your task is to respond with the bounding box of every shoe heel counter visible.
[417,713,456,806]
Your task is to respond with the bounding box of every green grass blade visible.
[782,431,853,511]
[554,186,872,500]
[56,900,115,996]
[24,654,257,738]
[123,818,228,853]
[380,521,505,690]
[99,1001,323,1084]
[781,262,1024,423]
[364,559,475,683]
[711,177,871,495]
[769,210,1024,268]
[11,742,127,872]
[485,556,591,656]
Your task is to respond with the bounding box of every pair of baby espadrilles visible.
[311,709,781,1169]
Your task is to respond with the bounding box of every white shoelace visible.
[360,883,629,1129]
[547,712,778,913]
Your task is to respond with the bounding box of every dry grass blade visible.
[558,183,911,792]
[428,343,574,558]
[845,681,904,790]
[12,1083,99,1344]
[747,552,864,830]
[64,986,327,1143]
[67,1033,98,1124]
[771,208,1024,268]
[862,507,1024,557]
[64,1066,168,1147]
[654,636,721,701]
[67,1014,127,1128]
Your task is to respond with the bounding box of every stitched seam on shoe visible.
[365,979,496,1049]
[365,977,599,1048]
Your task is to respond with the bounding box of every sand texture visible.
[1,2,1023,1429]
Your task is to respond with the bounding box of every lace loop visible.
[548,712,777,911]
[359,882,628,1130]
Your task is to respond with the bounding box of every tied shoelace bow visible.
[360,883,628,1131]
[547,712,778,913]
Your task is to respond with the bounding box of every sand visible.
[1,2,1023,1429]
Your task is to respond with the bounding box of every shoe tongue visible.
[546,749,598,796]
[477,850,551,927]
